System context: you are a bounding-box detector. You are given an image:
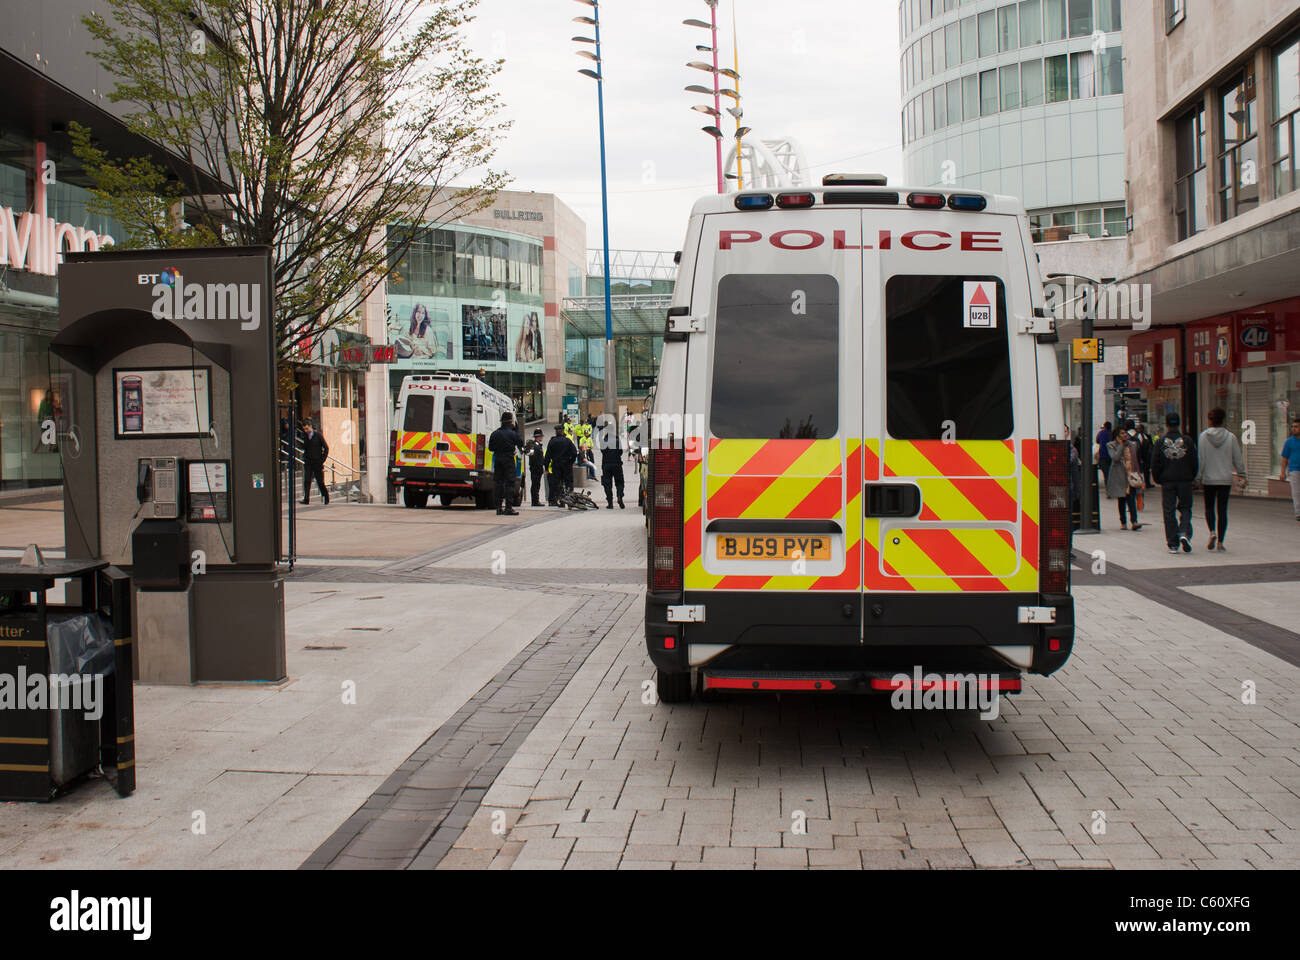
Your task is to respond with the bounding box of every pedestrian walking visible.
[599,423,625,509]
[1196,407,1247,551]
[1281,417,1300,521]
[526,428,546,507]
[1106,421,1144,530]
[544,423,577,505]
[1095,421,1113,497]
[301,421,330,505]
[1134,422,1155,488]
[1152,412,1198,553]
[488,412,524,515]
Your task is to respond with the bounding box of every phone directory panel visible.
[187,459,231,523]
[114,367,212,438]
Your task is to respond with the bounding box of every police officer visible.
[544,423,577,504]
[526,428,546,506]
[598,418,625,509]
[488,411,524,515]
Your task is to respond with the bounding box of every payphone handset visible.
[136,457,180,519]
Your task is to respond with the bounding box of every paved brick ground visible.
[442,579,1300,870]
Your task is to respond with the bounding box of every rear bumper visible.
[391,465,491,492]
[645,590,1074,677]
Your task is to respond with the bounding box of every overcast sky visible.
[459,0,904,256]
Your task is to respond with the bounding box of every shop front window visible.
[1273,365,1300,470]
[0,327,66,489]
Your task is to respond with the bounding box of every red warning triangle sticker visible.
[969,284,990,306]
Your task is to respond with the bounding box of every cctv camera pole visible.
[1079,279,1098,534]
[1049,272,1100,534]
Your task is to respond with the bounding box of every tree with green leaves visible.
[74,0,509,360]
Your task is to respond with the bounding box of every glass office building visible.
[899,0,1126,239]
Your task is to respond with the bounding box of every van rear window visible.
[443,396,473,434]
[710,274,839,439]
[885,275,1012,440]
[402,395,434,432]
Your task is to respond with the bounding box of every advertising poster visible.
[462,304,508,361]
[515,310,544,364]
[388,302,457,363]
[385,295,546,374]
[114,367,212,437]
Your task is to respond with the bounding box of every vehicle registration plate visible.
[715,534,831,561]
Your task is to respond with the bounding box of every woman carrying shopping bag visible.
[1106,420,1144,531]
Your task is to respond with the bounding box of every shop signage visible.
[1,204,114,276]
[1188,321,1235,373]
[1239,323,1272,349]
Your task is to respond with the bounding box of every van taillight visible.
[475,434,485,470]
[1039,440,1071,595]
[389,430,397,464]
[649,440,684,593]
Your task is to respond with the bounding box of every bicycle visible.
[556,488,599,510]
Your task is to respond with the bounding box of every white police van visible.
[390,373,521,509]
[645,175,1074,702]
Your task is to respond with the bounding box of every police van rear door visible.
[396,383,436,468]
[864,206,1040,600]
[436,388,475,470]
[684,205,865,600]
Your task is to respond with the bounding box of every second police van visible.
[645,176,1075,703]
[390,372,522,509]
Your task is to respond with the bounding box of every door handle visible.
[863,483,922,518]
[435,442,450,451]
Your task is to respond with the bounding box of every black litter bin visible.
[0,561,135,801]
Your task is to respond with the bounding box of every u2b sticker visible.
[964,281,997,329]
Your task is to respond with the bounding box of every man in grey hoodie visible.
[1195,407,1246,551]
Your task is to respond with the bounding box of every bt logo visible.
[136,267,181,285]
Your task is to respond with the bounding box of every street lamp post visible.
[572,0,618,425]
[684,1,728,193]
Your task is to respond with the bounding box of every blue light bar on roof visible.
[947,194,987,211]
[734,193,774,210]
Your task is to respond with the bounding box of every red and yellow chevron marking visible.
[397,431,434,464]
[438,432,475,469]
[706,438,842,477]
[685,438,860,592]
[683,436,1040,595]
[866,438,1040,593]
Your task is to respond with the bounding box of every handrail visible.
[280,439,359,484]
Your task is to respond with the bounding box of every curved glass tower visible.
[899,0,1126,241]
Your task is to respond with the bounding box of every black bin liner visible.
[46,612,115,677]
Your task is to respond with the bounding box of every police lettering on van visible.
[644,177,1073,704]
